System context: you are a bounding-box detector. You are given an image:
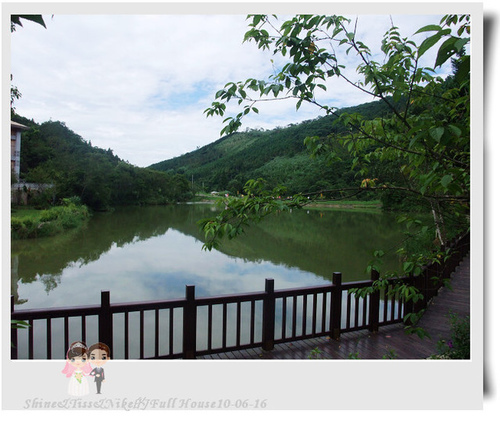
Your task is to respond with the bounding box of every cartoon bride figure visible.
[61,341,92,396]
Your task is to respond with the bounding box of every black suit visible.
[89,367,105,393]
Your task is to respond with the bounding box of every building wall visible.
[11,128,22,178]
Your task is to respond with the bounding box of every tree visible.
[201,14,470,257]
[11,15,46,32]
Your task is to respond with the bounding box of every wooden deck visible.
[198,255,470,360]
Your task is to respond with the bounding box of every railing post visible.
[11,296,18,359]
[98,291,113,357]
[424,263,436,300]
[183,285,197,359]
[262,279,275,351]
[330,272,342,340]
[369,269,380,333]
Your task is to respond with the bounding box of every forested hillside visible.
[13,115,192,210]
[149,99,396,197]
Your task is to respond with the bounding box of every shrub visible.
[11,202,90,239]
[431,311,470,359]
[39,209,60,222]
[446,312,470,359]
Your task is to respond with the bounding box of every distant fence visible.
[11,232,469,359]
[11,182,54,205]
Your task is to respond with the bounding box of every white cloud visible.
[11,12,452,167]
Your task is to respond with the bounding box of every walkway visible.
[198,255,470,360]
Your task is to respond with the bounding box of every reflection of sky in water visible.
[16,229,325,309]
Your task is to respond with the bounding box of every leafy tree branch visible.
[202,13,470,259]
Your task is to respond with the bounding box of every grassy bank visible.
[11,198,90,239]
[190,194,384,213]
[307,199,383,210]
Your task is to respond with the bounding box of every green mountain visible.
[12,115,192,210]
[149,99,393,196]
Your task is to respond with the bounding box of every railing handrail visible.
[10,281,377,318]
[11,304,102,320]
[109,298,186,313]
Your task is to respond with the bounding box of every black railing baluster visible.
[362,296,367,327]
[222,303,228,349]
[354,295,360,328]
[321,291,327,334]
[124,312,129,359]
[81,315,86,343]
[47,318,52,359]
[169,308,174,356]
[391,289,396,321]
[281,298,287,339]
[383,288,389,322]
[64,317,69,354]
[155,309,159,358]
[207,305,213,351]
[346,292,352,329]
[28,319,34,359]
[236,302,241,348]
[302,295,308,336]
[250,300,255,345]
[312,293,318,335]
[140,310,144,359]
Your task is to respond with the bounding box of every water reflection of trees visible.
[11,205,207,304]
[11,204,403,305]
[215,209,404,281]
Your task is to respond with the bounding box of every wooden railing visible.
[11,232,469,360]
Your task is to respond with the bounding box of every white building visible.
[11,121,28,178]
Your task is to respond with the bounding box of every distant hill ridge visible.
[148,99,393,195]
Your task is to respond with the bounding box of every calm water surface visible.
[12,203,405,311]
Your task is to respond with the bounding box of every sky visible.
[10,6,455,167]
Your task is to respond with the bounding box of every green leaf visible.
[403,262,414,273]
[418,33,442,58]
[441,174,453,188]
[455,55,470,83]
[11,15,47,29]
[435,36,459,68]
[447,124,462,137]
[11,320,30,329]
[414,24,443,34]
[429,126,444,143]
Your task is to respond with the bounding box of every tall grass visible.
[11,198,90,239]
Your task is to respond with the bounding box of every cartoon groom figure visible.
[88,342,110,394]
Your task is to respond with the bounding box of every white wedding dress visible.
[67,370,90,396]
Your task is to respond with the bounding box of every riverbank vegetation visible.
[11,197,90,239]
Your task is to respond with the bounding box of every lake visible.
[12,203,407,358]
[12,203,405,310]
